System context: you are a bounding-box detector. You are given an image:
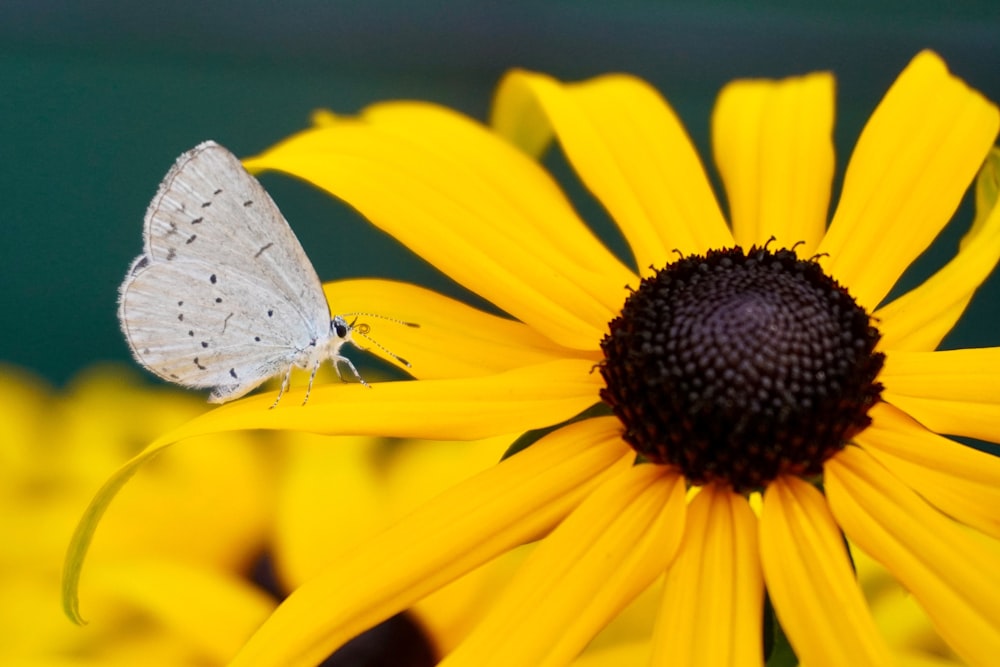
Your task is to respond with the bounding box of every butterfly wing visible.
[141,141,329,317]
[118,141,332,401]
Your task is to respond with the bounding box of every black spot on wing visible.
[186,234,197,244]
[254,243,273,258]
[193,357,206,370]
[201,341,209,348]
[201,201,212,208]
[215,297,222,303]
[243,200,253,207]
[166,248,176,261]
[229,368,238,379]
[210,274,217,284]
[214,188,223,195]
[191,217,204,224]
[177,313,184,322]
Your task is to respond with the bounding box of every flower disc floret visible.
[600,246,885,492]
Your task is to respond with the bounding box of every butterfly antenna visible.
[346,323,414,368]
[342,312,420,328]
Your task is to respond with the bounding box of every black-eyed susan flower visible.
[65,51,1000,666]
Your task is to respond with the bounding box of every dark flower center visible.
[598,245,884,493]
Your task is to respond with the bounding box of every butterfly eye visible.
[332,320,349,338]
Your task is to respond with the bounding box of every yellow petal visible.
[62,358,601,623]
[440,464,686,667]
[359,101,631,278]
[322,278,589,379]
[494,70,733,271]
[713,72,834,254]
[578,572,662,657]
[876,147,1000,351]
[652,484,763,667]
[760,476,892,665]
[275,432,515,594]
[826,446,1000,665]
[246,104,634,350]
[570,640,650,666]
[489,73,555,158]
[818,51,999,312]
[857,402,1000,539]
[412,546,530,657]
[973,146,1000,239]
[227,418,632,667]
[852,548,960,663]
[880,347,1000,443]
[178,357,600,441]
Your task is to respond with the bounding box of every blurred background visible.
[3,0,1000,387]
[3,4,997,663]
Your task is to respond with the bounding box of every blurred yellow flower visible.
[2,365,276,664]
[8,365,541,664]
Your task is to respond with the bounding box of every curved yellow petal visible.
[322,279,590,379]
[180,357,600,441]
[760,476,892,665]
[62,358,601,623]
[440,464,685,667]
[857,403,1000,540]
[489,71,556,158]
[228,418,632,667]
[495,70,733,271]
[880,347,1000,443]
[973,147,1000,238]
[713,72,834,254]
[818,51,999,312]
[652,484,763,667]
[826,446,1000,666]
[246,105,634,350]
[876,147,1000,351]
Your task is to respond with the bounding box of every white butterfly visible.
[118,141,411,406]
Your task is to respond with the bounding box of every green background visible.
[3,1,999,386]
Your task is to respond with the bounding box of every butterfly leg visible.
[302,362,321,405]
[333,355,370,388]
[270,365,294,409]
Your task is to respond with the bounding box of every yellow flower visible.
[65,50,1000,665]
[12,363,524,664]
[2,364,276,665]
